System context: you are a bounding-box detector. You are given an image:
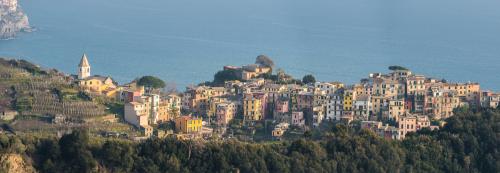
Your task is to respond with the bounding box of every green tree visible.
[9,108,500,173]
[165,155,181,173]
[255,55,275,68]
[58,130,97,173]
[36,139,61,173]
[213,69,240,85]
[99,141,135,173]
[137,76,166,89]
[302,74,316,84]
[388,65,409,71]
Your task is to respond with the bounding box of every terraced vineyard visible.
[0,58,139,137]
[13,80,106,118]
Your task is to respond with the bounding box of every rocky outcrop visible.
[0,154,36,173]
[0,0,31,39]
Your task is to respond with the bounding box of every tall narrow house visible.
[78,53,91,79]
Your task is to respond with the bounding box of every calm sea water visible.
[1,0,499,90]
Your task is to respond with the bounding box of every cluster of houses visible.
[74,54,500,140]
[75,54,200,138]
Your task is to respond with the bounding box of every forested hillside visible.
[0,107,498,173]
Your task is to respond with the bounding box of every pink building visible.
[291,111,305,126]
[398,115,430,139]
[275,98,289,113]
[216,102,237,126]
[297,92,314,111]
[120,90,142,103]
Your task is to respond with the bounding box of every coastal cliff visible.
[0,0,31,39]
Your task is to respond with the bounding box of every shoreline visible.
[1,56,498,93]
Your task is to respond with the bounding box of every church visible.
[77,53,117,96]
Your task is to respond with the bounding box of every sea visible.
[1,0,499,91]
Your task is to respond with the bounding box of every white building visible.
[163,94,181,110]
[124,102,149,128]
[133,94,160,124]
[149,94,160,124]
[353,94,372,120]
[327,90,344,121]
[312,105,325,127]
[78,54,91,79]
[314,82,339,95]
[181,92,192,111]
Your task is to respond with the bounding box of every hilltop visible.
[0,58,138,138]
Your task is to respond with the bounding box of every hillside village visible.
[1,55,499,141]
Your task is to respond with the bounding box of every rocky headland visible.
[0,0,31,39]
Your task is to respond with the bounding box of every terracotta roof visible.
[82,75,111,82]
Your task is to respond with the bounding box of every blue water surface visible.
[1,0,499,90]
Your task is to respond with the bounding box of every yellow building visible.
[207,97,228,118]
[77,54,117,95]
[397,115,430,139]
[157,94,182,122]
[371,95,388,116]
[157,102,171,123]
[186,86,227,116]
[406,75,426,95]
[373,78,402,99]
[272,123,289,138]
[425,89,460,119]
[241,64,272,80]
[141,125,153,137]
[272,128,285,137]
[353,84,365,96]
[343,90,354,111]
[175,116,202,134]
[79,76,116,93]
[444,83,480,107]
[388,100,405,120]
[243,94,263,121]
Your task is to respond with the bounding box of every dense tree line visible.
[1,107,499,173]
[212,69,241,85]
[388,65,409,71]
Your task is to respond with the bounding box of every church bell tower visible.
[78,53,91,79]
